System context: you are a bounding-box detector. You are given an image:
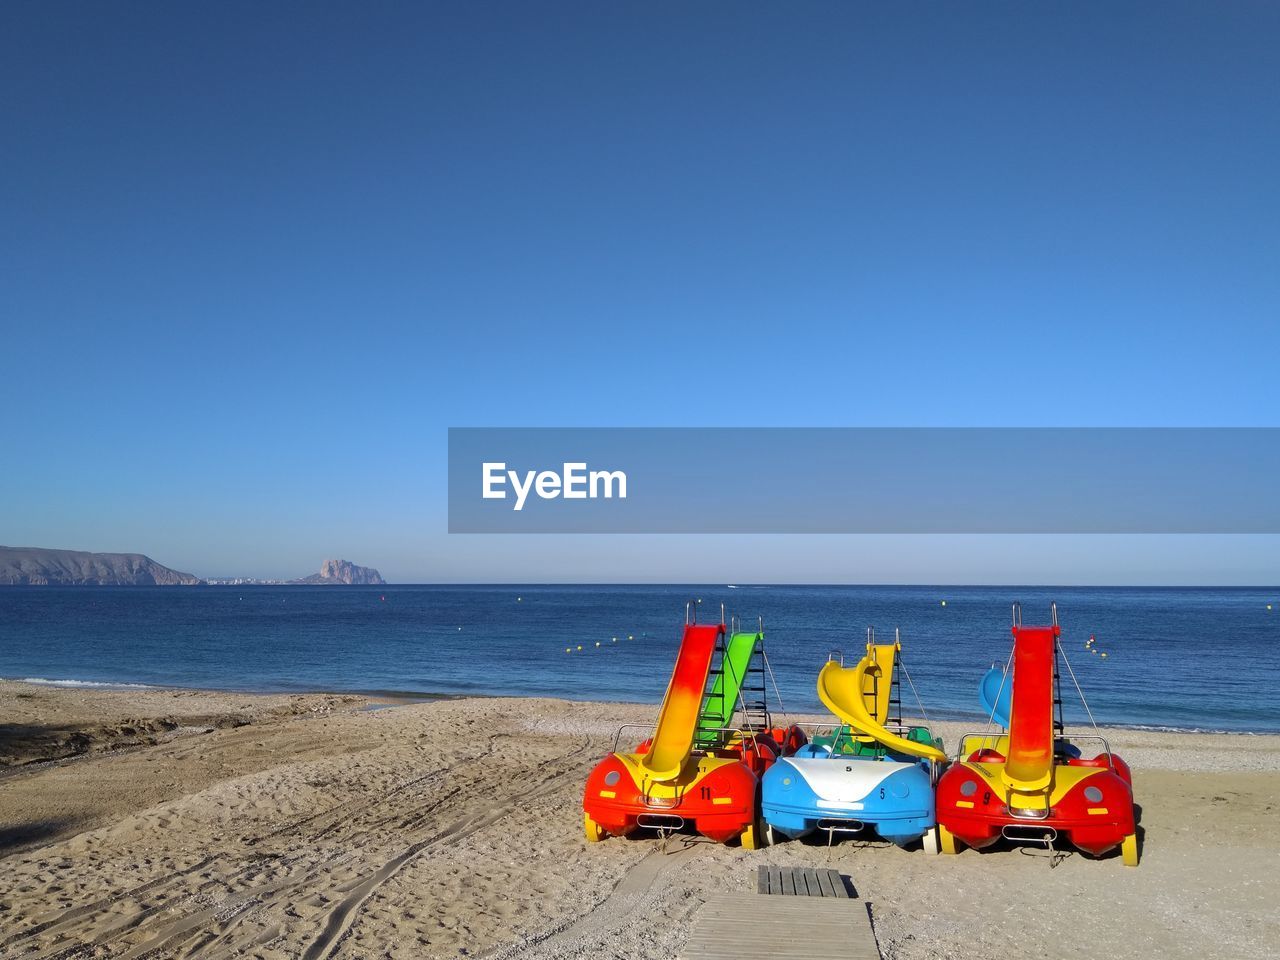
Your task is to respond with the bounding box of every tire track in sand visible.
[298,736,593,960]
[61,736,592,960]
[6,739,504,957]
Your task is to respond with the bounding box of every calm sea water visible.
[2,585,1277,733]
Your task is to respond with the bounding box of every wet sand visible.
[0,679,1276,959]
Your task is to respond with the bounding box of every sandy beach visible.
[0,679,1275,959]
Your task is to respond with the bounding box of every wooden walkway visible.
[756,865,850,897]
[683,868,880,960]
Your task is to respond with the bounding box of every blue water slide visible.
[979,665,1011,729]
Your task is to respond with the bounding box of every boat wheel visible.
[1121,832,1139,867]
[584,812,607,843]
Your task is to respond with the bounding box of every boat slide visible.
[978,664,1012,729]
[816,651,945,764]
[639,623,721,781]
[999,626,1055,793]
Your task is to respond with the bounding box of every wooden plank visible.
[694,905,859,919]
[803,868,822,896]
[830,868,852,898]
[816,869,837,898]
[757,866,853,899]
[684,895,880,960]
[834,868,857,899]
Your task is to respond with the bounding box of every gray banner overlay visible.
[448,428,1280,533]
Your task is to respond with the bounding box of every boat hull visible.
[761,751,935,847]
[936,753,1135,858]
[584,750,761,844]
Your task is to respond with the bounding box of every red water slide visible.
[638,623,722,781]
[1000,623,1058,793]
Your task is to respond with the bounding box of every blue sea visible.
[2,585,1277,733]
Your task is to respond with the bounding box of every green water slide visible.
[695,631,761,744]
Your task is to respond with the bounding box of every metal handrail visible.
[1056,733,1115,768]
[684,599,725,626]
[794,720,929,736]
[956,731,1008,758]
[637,813,685,828]
[1008,804,1052,821]
[817,818,866,833]
[954,731,1115,769]
[609,722,772,754]
[1008,601,1059,632]
[1003,824,1057,841]
[790,721,846,733]
[697,725,770,752]
[610,722,658,753]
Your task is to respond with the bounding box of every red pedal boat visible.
[583,605,804,848]
[935,603,1139,865]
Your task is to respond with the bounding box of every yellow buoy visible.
[1268,604,1273,611]
[576,645,583,651]
[565,647,571,653]
[1101,652,1108,658]
[941,600,947,606]
[628,635,634,640]
[517,597,522,602]
[595,641,601,647]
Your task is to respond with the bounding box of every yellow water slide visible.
[816,645,946,763]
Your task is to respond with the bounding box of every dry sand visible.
[0,679,1276,959]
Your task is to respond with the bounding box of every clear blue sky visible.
[2,3,1277,583]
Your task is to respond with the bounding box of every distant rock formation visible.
[0,546,202,586]
[291,559,385,585]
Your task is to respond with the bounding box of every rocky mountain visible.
[0,546,203,586]
[291,559,385,585]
